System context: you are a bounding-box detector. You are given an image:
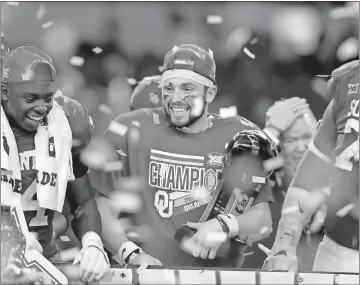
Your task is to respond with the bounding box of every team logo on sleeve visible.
[348,83,359,95]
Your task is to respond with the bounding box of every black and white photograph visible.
[1,1,359,284]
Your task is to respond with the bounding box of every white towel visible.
[1,101,74,212]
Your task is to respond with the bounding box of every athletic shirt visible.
[323,64,359,250]
[7,96,92,258]
[93,107,274,266]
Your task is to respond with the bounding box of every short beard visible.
[165,98,207,129]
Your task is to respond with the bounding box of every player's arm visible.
[235,183,273,243]
[270,99,337,256]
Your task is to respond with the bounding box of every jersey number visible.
[21,180,49,227]
[335,118,359,171]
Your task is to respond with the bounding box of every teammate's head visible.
[281,111,317,181]
[160,44,217,129]
[130,79,162,111]
[1,46,57,132]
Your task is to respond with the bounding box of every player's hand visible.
[184,219,227,259]
[26,232,43,254]
[265,97,310,134]
[132,75,161,94]
[74,246,110,283]
[262,251,298,272]
[131,252,163,266]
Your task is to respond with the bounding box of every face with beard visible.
[281,115,317,183]
[162,77,215,129]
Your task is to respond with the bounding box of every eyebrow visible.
[24,92,54,97]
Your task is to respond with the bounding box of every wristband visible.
[125,248,142,264]
[218,214,240,238]
[118,241,142,262]
[215,215,230,234]
[263,127,280,146]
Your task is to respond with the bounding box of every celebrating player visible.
[263,60,359,273]
[90,44,275,267]
[1,46,109,283]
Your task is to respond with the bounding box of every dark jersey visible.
[93,107,274,266]
[10,95,93,258]
[323,62,359,249]
[292,61,359,250]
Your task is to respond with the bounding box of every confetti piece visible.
[252,176,266,184]
[158,66,164,72]
[199,268,208,274]
[305,230,312,245]
[322,187,331,196]
[98,104,112,114]
[60,235,70,242]
[260,226,271,235]
[316,74,330,78]
[243,251,254,257]
[263,156,285,172]
[250,38,258,45]
[59,247,80,262]
[219,105,238,119]
[6,2,19,6]
[336,203,355,217]
[131,121,141,128]
[71,139,82,147]
[159,163,168,178]
[191,186,210,201]
[69,56,84,67]
[81,150,107,169]
[329,6,359,20]
[108,120,128,136]
[281,205,300,215]
[92,47,103,54]
[116,149,127,156]
[191,97,204,117]
[110,192,142,214]
[258,243,271,255]
[41,21,53,29]
[129,127,140,144]
[36,5,46,20]
[21,69,34,81]
[137,263,148,274]
[54,89,63,97]
[204,232,227,247]
[206,15,223,24]
[104,161,123,172]
[243,47,256,59]
[126,78,137,85]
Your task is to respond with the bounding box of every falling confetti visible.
[6,2,19,6]
[81,150,107,169]
[104,161,123,172]
[243,251,254,257]
[110,192,142,214]
[250,38,258,45]
[252,176,266,184]
[159,163,168,178]
[137,263,148,273]
[329,5,359,20]
[219,105,238,119]
[108,120,128,136]
[36,5,46,20]
[54,89,63,97]
[281,205,300,215]
[98,104,112,114]
[305,230,312,245]
[260,226,271,235]
[206,15,223,24]
[41,21,53,29]
[126,78,137,85]
[316,74,331,78]
[131,121,141,128]
[243,47,256,59]
[92,47,103,54]
[69,56,84,67]
[191,186,210,201]
[72,139,82,147]
[258,243,271,255]
[129,127,140,144]
[263,156,285,172]
[60,235,70,242]
[336,203,355,217]
[21,69,34,81]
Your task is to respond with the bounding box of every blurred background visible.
[1,1,359,137]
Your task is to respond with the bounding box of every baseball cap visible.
[1,45,56,84]
[130,81,162,111]
[161,44,216,88]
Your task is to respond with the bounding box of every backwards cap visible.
[161,44,216,88]
[1,45,56,84]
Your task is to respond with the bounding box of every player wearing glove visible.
[263,60,359,273]
[90,44,274,267]
[1,46,109,283]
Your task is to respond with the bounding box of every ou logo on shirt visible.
[154,190,174,218]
